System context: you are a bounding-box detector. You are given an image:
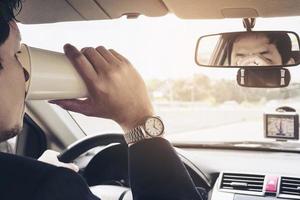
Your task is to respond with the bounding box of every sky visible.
[18,14,300,81]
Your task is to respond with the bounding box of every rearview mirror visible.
[237,68,291,88]
[195,31,300,68]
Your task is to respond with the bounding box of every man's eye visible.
[265,57,272,63]
[260,51,270,55]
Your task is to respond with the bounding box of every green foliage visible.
[146,74,300,104]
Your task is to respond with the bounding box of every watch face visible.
[145,117,164,137]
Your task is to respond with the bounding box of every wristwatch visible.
[124,116,165,145]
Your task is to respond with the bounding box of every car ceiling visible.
[17,0,300,24]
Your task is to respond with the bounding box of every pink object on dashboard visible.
[265,176,279,193]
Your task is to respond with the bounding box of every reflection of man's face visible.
[231,33,282,66]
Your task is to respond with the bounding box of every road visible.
[71,103,264,141]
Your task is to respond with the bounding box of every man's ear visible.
[286,57,295,65]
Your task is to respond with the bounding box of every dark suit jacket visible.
[0,138,202,200]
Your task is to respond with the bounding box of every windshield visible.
[20,15,300,147]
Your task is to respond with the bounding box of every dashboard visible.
[180,148,300,200]
[76,143,300,200]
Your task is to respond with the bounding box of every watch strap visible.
[124,126,148,144]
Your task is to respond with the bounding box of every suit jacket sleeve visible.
[33,167,100,200]
[0,152,99,200]
[128,137,203,200]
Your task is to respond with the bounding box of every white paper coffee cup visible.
[17,44,88,100]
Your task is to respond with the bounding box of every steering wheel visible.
[58,133,210,200]
[58,133,133,199]
[58,133,125,163]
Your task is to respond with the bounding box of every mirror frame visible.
[195,31,300,68]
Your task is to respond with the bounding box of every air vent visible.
[280,177,300,196]
[220,173,265,193]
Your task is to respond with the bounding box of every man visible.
[228,32,295,66]
[0,0,203,200]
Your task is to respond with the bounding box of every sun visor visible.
[221,8,258,18]
[17,0,168,24]
[17,0,300,24]
[95,0,168,18]
[66,0,109,20]
[17,0,83,24]
[162,0,300,19]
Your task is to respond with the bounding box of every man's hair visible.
[227,32,293,65]
[0,0,22,45]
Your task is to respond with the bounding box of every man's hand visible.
[38,150,79,172]
[49,44,154,131]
